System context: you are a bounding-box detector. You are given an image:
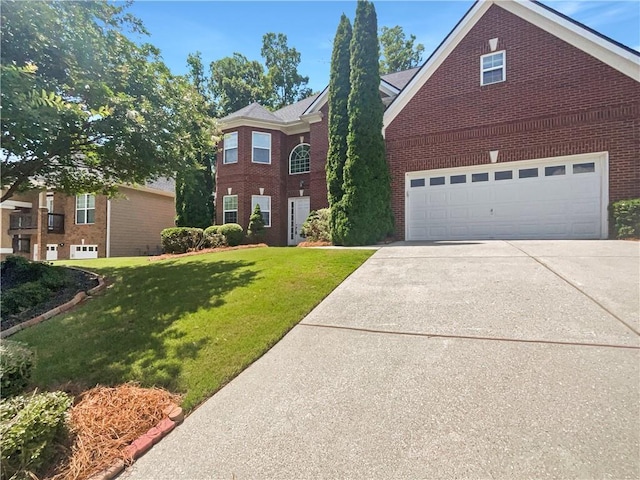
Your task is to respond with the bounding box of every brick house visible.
[1,179,175,260]
[216,0,639,245]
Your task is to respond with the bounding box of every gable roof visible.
[383,0,640,133]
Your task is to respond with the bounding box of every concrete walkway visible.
[123,240,639,479]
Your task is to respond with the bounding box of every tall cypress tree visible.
[335,0,393,245]
[326,14,352,243]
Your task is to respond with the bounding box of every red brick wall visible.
[44,193,108,259]
[309,105,330,211]
[216,126,287,245]
[385,4,640,239]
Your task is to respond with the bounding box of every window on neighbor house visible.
[223,195,238,224]
[481,51,505,86]
[223,132,238,164]
[251,195,271,227]
[76,194,95,224]
[252,132,271,164]
[289,144,310,174]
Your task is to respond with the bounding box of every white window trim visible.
[251,131,271,164]
[480,50,506,86]
[75,194,95,225]
[251,195,271,227]
[223,195,238,224]
[289,143,310,175]
[223,132,238,164]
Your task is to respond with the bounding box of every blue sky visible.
[125,1,640,92]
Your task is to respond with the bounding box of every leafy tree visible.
[209,53,270,117]
[379,25,425,74]
[261,33,312,110]
[175,52,217,228]
[335,0,394,245]
[1,0,215,202]
[247,204,266,242]
[326,14,352,243]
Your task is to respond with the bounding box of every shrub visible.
[203,226,226,248]
[218,223,244,247]
[0,341,34,399]
[203,226,228,248]
[301,208,332,243]
[247,205,266,243]
[610,199,640,239]
[1,258,72,319]
[0,391,72,480]
[161,227,204,254]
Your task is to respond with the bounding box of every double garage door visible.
[406,153,607,240]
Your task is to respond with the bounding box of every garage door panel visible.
[406,155,605,240]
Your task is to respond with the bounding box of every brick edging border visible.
[0,269,107,339]
[87,404,185,480]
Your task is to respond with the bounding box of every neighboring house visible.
[216,0,639,245]
[1,179,176,260]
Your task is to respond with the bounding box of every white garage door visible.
[70,244,99,259]
[406,153,608,240]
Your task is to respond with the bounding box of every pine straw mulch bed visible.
[45,384,181,480]
[148,243,268,261]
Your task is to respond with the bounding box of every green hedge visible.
[218,223,244,247]
[610,199,640,239]
[203,226,227,248]
[161,227,204,254]
[1,391,72,480]
[0,341,34,399]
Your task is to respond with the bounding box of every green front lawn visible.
[12,247,373,410]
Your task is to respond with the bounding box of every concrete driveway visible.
[124,240,639,479]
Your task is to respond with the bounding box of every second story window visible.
[252,132,271,164]
[223,132,238,164]
[289,143,310,174]
[481,51,505,86]
[76,194,95,224]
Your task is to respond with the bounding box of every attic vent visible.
[489,38,499,51]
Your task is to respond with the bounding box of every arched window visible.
[289,143,310,174]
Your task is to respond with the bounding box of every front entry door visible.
[288,197,310,245]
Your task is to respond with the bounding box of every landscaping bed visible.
[1,258,99,331]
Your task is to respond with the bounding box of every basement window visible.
[481,51,505,86]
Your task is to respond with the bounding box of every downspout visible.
[106,199,111,258]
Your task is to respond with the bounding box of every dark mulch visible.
[1,268,99,331]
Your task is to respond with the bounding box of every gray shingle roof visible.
[144,177,175,194]
[381,68,420,90]
[219,102,281,123]
[273,93,320,122]
[219,67,418,125]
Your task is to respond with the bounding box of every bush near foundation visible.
[301,209,332,243]
[0,391,72,480]
[161,227,204,254]
[610,199,640,239]
[203,225,228,248]
[218,223,244,247]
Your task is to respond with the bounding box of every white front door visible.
[406,152,607,240]
[288,197,311,245]
[46,244,58,261]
